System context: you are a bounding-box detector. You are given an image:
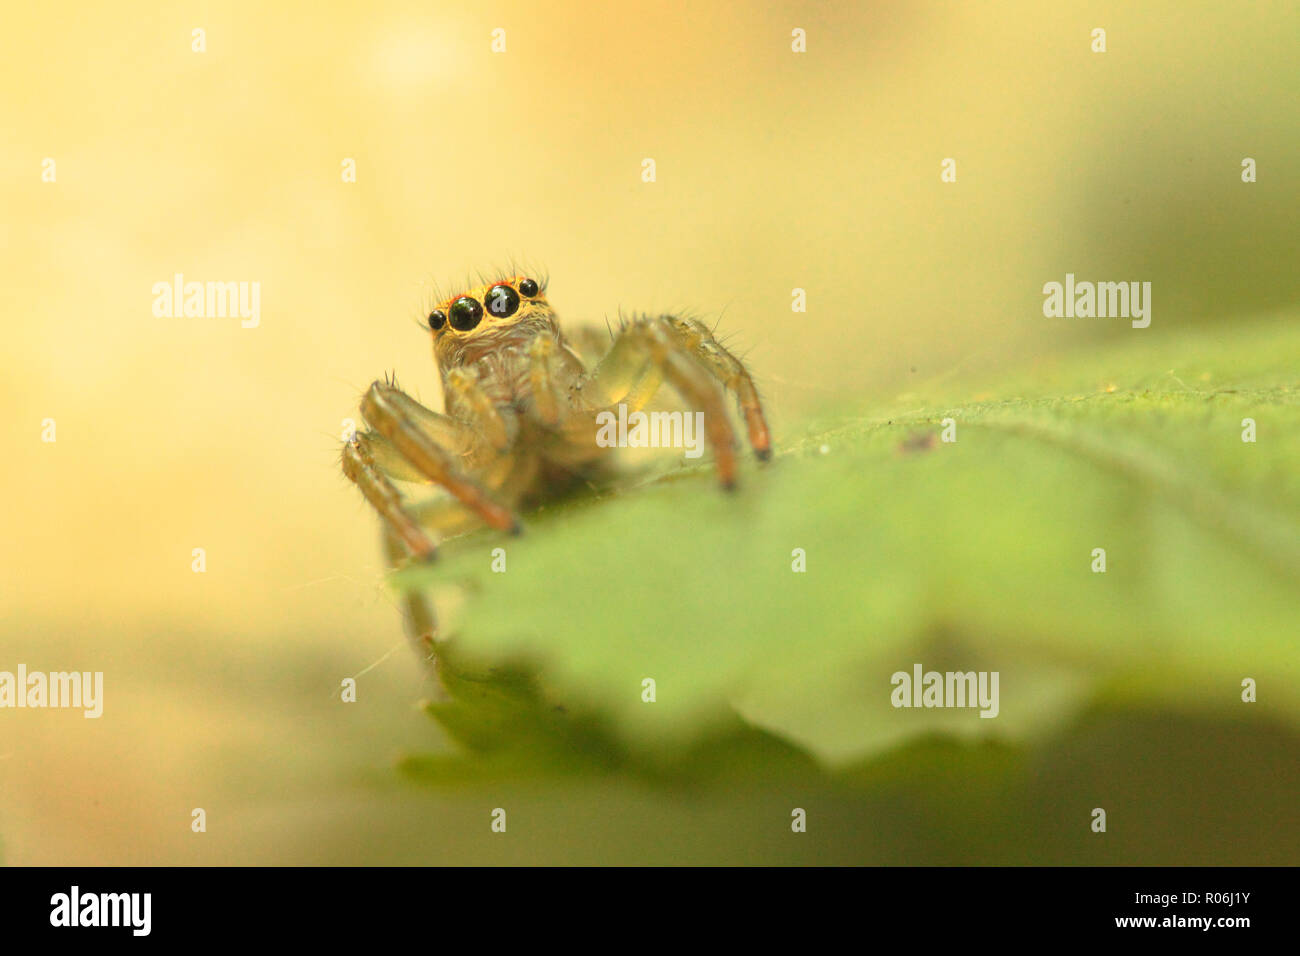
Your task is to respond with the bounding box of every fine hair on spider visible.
[341,269,772,662]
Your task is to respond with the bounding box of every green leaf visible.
[393,313,1300,775]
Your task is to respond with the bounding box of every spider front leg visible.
[357,381,521,534]
[581,318,754,489]
[528,334,582,426]
[444,367,511,451]
[341,435,439,561]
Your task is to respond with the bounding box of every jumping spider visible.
[342,273,772,657]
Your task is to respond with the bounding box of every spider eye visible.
[484,284,521,319]
[448,297,484,331]
[427,309,446,330]
[518,278,539,297]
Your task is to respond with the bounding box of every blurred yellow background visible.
[1,1,1296,863]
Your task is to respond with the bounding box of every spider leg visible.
[527,335,562,426]
[399,444,541,543]
[656,315,772,460]
[581,319,741,489]
[565,325,613,365]
[444,367,512,451]
[382,524,439,666]
[378,385,475,446]
[353,429,442,484]
[380,479,530,688]
[580,325,654,408]
[360,381,521,534]
[341,438,438,561]
[407,494,487,539]
[365,454,536,683]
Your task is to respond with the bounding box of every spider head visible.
[426,275,555,367]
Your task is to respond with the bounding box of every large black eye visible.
[449,296,483,331]
[518,278,539,297]
[484,284,521,318]
[427,309,446,330]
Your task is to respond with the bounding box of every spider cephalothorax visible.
[342,273,772,659]
[426,275,558,371]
